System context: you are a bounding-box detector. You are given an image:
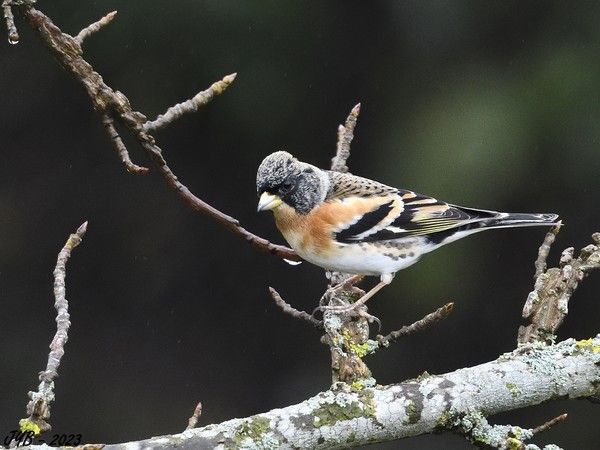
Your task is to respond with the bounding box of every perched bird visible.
[256,151,559,308]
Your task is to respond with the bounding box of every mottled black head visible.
[256,151,330,214]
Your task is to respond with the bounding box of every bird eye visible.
[281,180,293,192]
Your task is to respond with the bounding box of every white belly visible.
[294,239,429,277]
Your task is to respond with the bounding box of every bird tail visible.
[429,210,560,246]
[482,212,560,229]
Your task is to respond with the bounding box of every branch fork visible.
[10,4,298,261]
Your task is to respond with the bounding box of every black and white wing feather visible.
[327,171,559,246]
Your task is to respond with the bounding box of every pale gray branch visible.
[28,336,596,450]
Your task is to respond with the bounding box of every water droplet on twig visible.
[283,258,302,266]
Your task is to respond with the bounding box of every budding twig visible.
[269,287,323,328]
[74,10,116,45]
[144,73,237,132]
[376,302,454,346]
[186,402,203,430]
[20,221,88,434]
[331,103,360,173]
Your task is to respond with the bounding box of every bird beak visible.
[257,192,283,212]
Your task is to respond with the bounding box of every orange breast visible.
[273,196,399,256]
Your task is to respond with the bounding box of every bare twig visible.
[534,223,561,279]
[15,6,299,262]
[2,0,19,44]
[376,302,454,346]
[101,113,149,174]
[532,413,568,435]
[20,221,88,434]
[74,10,116,45]
[330,103,360,173]
[269,287,323,328]
[144,73,237,132]
[186,402,203,430]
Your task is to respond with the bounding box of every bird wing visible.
[327,172,496,244]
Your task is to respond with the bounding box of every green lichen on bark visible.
[435,410,455,430]
[312,389,376,427]
[403,400,420,425]
[231,416,271,447]
[313,401,366,427]
[506,382,521,398]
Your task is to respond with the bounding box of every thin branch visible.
[74,10,116,45]
[533,222,561,279]
[186,402,203,431]
[452,410,566,450]
[2,0,19,44]
[330,102,360,173]
[20,221,88,434]
[269,287,323,328]
[101,113,149,174]
[144,73,237,132]
[376,302,454,347]
[532,413,568,436]
[17,6,299,262]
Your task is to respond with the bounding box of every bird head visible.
[256,151,329,214]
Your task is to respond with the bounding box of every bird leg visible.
[324,281,388,313]
[330,274,364,291]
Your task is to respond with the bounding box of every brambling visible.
[256,151,559,309]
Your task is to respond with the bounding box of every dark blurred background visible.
[1,1,600,448]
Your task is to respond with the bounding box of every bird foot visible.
[319,274,364,306]
[322,281,388,313]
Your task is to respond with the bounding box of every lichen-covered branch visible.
[28,336,597,450]
[19,221,88,435]
[519,230,600,344]
[12,4,299,262]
